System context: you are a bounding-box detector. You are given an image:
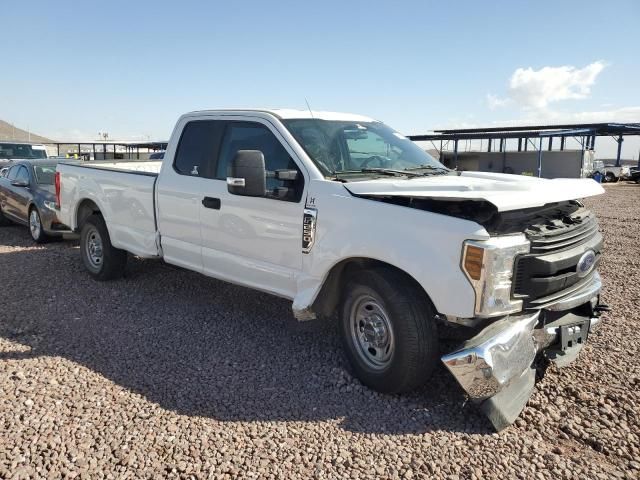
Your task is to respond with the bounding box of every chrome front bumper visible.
[441,272,603,430]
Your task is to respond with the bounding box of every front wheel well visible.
[76,199,102,229]
[311,258,433,319]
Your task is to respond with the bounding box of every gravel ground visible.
[1,184,639,479]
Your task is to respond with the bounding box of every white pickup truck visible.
[56,109,608,430]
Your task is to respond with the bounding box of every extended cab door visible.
[155,119,225,273]
[198,117,306,298]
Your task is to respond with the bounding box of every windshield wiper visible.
[333,168,422,178]
[404,165,452,175]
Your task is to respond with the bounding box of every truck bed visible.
[57,161,161,258]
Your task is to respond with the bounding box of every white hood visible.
[344,171,605,212]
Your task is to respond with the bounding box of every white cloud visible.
[488,61,606,110]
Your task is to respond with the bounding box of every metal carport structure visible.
[409,123,640,176]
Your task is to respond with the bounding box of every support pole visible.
[518,138,522,152]
[616,135,623,166]
[560,137,565,150]
[454,139,459,167]
[499,138,504,152]
[487,139,492,152]
[548,137,553,151]
[537,137,543,178]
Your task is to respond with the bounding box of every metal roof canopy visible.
[408,122,640,169]
[432,122,640,135]
[39,140,168,159]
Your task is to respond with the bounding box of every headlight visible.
[461,235,530,317]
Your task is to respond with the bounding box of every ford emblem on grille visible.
[576,250,596,278]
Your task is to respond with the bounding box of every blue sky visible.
[2,0,639,157]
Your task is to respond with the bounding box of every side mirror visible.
[227,150,267,197]
[11,180,29,187]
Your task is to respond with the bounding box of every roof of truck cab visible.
[186,109,376,122]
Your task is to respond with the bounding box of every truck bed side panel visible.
[57,163,159,258]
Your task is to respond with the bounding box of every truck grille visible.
[513,210,602,307]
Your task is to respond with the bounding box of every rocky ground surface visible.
[0,184,638,479]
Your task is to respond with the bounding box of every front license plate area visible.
[560,321,589,351]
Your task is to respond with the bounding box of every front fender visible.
[293,181,489,319]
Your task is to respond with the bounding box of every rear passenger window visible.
[173,121,224,178]
[217,122,303,201]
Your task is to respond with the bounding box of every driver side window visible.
[15,166,29,184]
[217,121,303,202]
[7,166,19,181]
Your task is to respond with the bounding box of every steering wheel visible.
[360,155,390,168]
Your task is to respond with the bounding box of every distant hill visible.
[0,120,55,143]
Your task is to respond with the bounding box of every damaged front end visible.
[441,272,607,431]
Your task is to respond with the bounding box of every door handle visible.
[202,197,221,210]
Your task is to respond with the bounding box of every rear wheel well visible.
[76,199,101,229]
[311,258,432,319]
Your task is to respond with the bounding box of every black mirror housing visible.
[227,150,267,197]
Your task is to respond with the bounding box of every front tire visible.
[80,214,127,280]
[339,267,439,393]
[604,172,616,183]
[29,207,49,243]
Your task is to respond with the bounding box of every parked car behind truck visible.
[592,160,630,182]
[0,142,48,166]
[55,109,607,430]
[0,160,70,242]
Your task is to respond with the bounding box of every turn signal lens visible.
[464,245,484,280]
[54,171,61,208]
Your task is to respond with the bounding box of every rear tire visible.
[29,207,49,243]
[339,267,439,393]
[80,214,127,280]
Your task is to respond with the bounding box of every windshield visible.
[33,164,56,184]
[0,143,47,160]
[283,119,447,177]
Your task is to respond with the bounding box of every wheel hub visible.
[29,210,41,239]
[360,315,389,348]
[85,228,103,268]
[350,295,395,370]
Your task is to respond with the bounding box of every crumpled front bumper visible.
[441,272,604,431]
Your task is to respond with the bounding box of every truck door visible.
[155,119,225,273]
[198,118,306,299]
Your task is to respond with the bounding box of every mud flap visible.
[479,367,536,431]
